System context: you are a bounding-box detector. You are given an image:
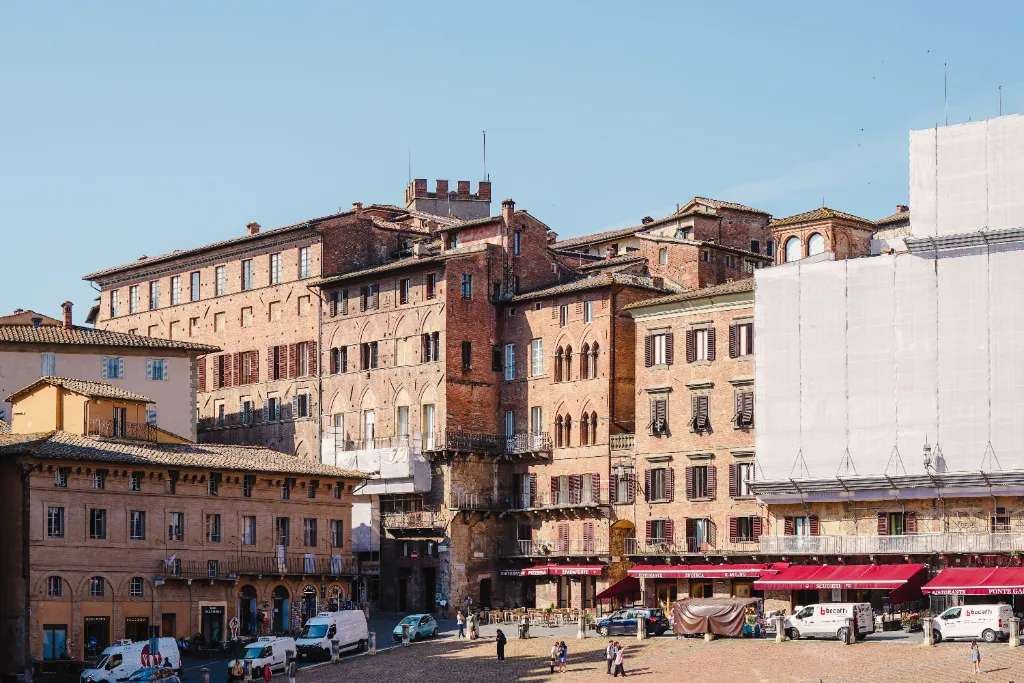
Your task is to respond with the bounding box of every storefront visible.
[922,567,1024,612]
[628,564,779,610]
[753,563,927,613]
[500,564,604,609]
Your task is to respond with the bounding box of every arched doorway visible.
[272,586,290,635]
[239,585,258,636]
[301,585,318,624]
[479,578,492,609]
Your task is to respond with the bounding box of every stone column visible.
[1010,617,1020,648]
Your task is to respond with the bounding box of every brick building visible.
[769,207,876,264]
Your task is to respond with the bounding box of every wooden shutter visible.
[644,469,652,501]
[686,329,696,363]
[729,464,739,498]
[329,291,338,316]
[698,396,710,431]
[784,516,794,536]
[906,511,917,534]
[664,518,674,545]
[665,333,674,365]
[707,327,716,361]
[571,474,582,504]
[529,473,537,507]
[197,356,206,392]
[341,290,349,315]
[288,343,299,378]
[685,466,695,500]
[266,347,275,380]
[558,523,569,552]
[609,474,618,504]
[626,473,636,503]
[707,519,717,548]
[359,286,367,311]
[233,352,242,386]
[707,465,717,500]
[583,522,594,552]
[665,467,675,502]
[329,349,338,374]
[591,473,601,503]
[729,517,738,543]
[307,341,317,375]
[877,512,888,535]
[752,517,764,540]
[809,514,820,536]
[691,395,699,430]
[729,324,738,358]
[645,519,654,544]
[550,476,560,503]
[644,336,653,367]
[250,350,259,383]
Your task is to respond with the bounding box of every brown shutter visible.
[609,474,618,504]
[591,473,601,503]
[753,517,764,540]
[665,467,675,502]
[644,469,652,501]
[571,474,583,504]
[644,336,653,367]
[707,465,717,500]
[729,517,738,543]
[784,516,794,536]
[906,511,917,534]
[645,520,653,544]
[267,347,275,380]
[809,515,820,536]
[550,476,560,503]
[729,464,739,498]
[729,324,738,358]
[699,395,709,431]
[329,349,338,374]
[233,352,242,386]
[665,332,674,365]
[197,356,206,392]
[329,291,338,316]
[685,466,694,500]
[707,327,716,361]
[708,519,717,548]
[626,473,636,504]
[877,512,888,535]
[583,522,594,551]
[691,395,699,430]
[686,329,696,363]
[558,523,569,552]
[529,473,537,507]
[308,341,317,375]
[288,343,298,378]
[664,518,675,544]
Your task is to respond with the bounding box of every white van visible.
[932,604,1014,643]
[296,611,369,661]
[785,603,875,641]
[229,636,296,676]
[80,638,181,683]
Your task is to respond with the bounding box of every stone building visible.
[770,207,876,264]
[0,381,363,672]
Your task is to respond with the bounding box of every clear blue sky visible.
[2,1,1022,319]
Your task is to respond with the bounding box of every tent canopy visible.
[672,597,760,637]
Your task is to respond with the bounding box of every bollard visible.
[287,660,297,683]
[331,639,339,663]
[1010,617,1020,648]
[637,615,647,641]
[201,667,210,683]
[921,618,934,647]
[402,623,411,646]
[369,631,377,655]
[844,618,855,645]
[577,614,586,640]
[704,632,714,643]
[776,615,787,643]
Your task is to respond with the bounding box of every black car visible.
[596,607,670,636]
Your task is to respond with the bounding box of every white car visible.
[932,604,1014,643]
[80,638,181,683]
[229,637,295,677]
[785,603,875,641]
[296,611,369,660]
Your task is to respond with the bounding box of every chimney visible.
[352,202,363,217]
[896,204,909,214]
[501,198,515,224]
[435,180,449,197]
[641,216,654,224]
[247,222,261,236]
[13,308,23,314]
[61,301,73,329]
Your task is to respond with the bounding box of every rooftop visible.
[0,309,62,326]
[624,278,754,311]
[576,254,648,271]
[769,207,876,229]
[0,324,219,354]
[510,272,666,304]
[0,431,366,478]
[876,208,912,226]
[7,376,152,404]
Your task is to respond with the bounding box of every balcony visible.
[759,532,1024,556]
[507,489,609,514]
[450,492,503,512]
[502,538,610,558]
[504,432,553,458]
[381,508,451,539]
[88,418,157,442]
[624,536,720,556]
[609,433,635,452]
[422,429,502,456]
[158,553,351,580]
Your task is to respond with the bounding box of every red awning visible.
[522,564,552,576]
[505,564,604,577]
[922,568,1024,596]
[596,577,641,601]
[628,563,780,579]
[754,563,927,593]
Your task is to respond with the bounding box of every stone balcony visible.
[759,532,1024,556]
[381,508,451,539]
[506,489,609,515]
[609,433,635,452]
[624,536,722,557]
[158,552,351,580]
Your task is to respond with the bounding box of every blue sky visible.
[2,1,1022,318]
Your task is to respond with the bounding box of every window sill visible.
[687,497,714,503]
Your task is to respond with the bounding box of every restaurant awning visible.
[628,563,781,579]
[596,577,641,601]
[922,567,1024,596]
[754,563,927,599]
[501,564,604,577]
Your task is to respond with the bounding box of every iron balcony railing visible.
[449,492,503,511]
[507,489,609,511]
[381,508,451,530]
[502,538,610,557]
[88,418,157,442]
[760,532,1024,556]
[159,553,349,580]
[504,432,553,455]
[609,433,635,451]
[329,431,553,457]
[624,535,718,556]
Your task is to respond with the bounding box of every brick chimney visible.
[501,198,515,224]
[247,222,261,236]
[61,301,73,329]
[895,204,909,213]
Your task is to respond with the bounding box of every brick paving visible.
[299,634,1024,682]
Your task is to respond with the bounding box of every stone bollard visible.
[844,618,855,645]
[774,615,786,643]
[577,614,587,640]
[369,631,377,655]
[704,632,714,643]
[921,618,934,647]
[402,623,411,646]
[637,614,647,641]
[1010,617,1021,648]
[287,661,297,683]
[200,668,210,683]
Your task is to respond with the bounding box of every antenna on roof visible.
[998,85,1003,116]
[943,61,949,125]
[482,130,488,181]
[407,149,412,183]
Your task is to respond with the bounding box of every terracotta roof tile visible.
[769,207,875,228]
[576,254,647,271]
[510,273,666,304]
[0,324,218,353]
[624,278,754,310]
[7,377,152,404]
[687,196,770,215]
[876,209,911,226]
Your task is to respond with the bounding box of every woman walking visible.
[549,641,559,674]
[558,640,568,673]
[613,644,627,677]
[495,629,507,661]
[969,640,981,674]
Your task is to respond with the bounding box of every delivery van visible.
[228,636,295,676]
[296,610,369,660]
[932,604,1013,643]
[80,638,181,683]
[785,603,875,641]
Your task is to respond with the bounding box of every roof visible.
[0,431,366,478]
[0,324,219,354]
[0,310,62,326]
[433,214,502,232]
[553,224,648,250]
[576,254,647,271]
[769,207,876,229]
[7,377,152,404]
[510,273,665,304]
[312,254,446,287]
[683,196,770,216]
[876,209,911,226]
[624,278,754,311]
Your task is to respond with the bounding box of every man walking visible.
[606,640,617,675]
[456,609,466,638]
[496,629,507,661]
[613,644,627,677]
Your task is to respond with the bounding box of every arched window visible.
[589,343,599,379]
[564,415,572,447]
[590,411,598,445]
[563,346,573,382]
[580,343,590,379]
[554,415,564,448]
[554,347,564,383]
[807,232,825,256]
[784,236,802,263]
[580,413,590,445]
[89,576,105,597]
[129,577,144,597]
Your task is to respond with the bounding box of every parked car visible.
[296,610,369,660]
[932,604,1014,643]
[785,603,874,641]
[596,608,670,636]
[392,614,439,642]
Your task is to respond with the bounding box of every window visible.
[687,465,713,499]
[54,467,69,488]
[750,239,760,254]
[732,516,759,543]
[461,273,473,299]
[784,236,801,262]
[992,506,1011,533]
[242,515,256,545]
[168,512,184,541]
[129,510,146,539]
[733,461,755,497]
[331,520,344,547]
[503,343,516,380]
[214,400,225,426]
[89,577,105,597]
[275,517,290,546]
[149,280,160,309]
[659,247,668,265]
[648,519,669,544]
[169,275,181,305]
[530,406,543,435]
[461,341,472,371]
[734,391,754,428]
[421,332,440,363]
[691,395,710,432]
[399,278,410,304]
[530,338,544,376]
[89,509,107,540]
[47,576,63,597]
[207,560,219,578]
[146,406,157,426]
[189,317,200,336]
[647,467,671,501]
[614,467,634,504]
[47,506,64,538]
[241,259,253,290]
[731,322,754,358]
[281,478,294,501]
[214,265,226,296]
[766,239,775,257]
[303,518,317,547]
[298,246,310,278]
[690,327,713,362]
[190,271,201,301]
[206,513,222,543]
[360,283,380,311]
[645,332,671,367]
[504,410,516,438]
[102,356,123,379]
[93,469,106,490]
[39,351,57,376]
[296,341,310,376]
[208,472,221,496]
[110,290,120,317]
[425,273,437,299]
[129,471,142,491]
[145,358,166,381]
[295,392,310,418]
[361,341,379,370]
[792,516,811,536]
[583,300,593,324]
[339,289,350,315]
[332,481,343,498]
[129,285,139,313]
[270,253,282,284]
[650,397,668,435]
[267,395,280,421]
[513,230,521,256]
[808,232,825,256]
[559,304,568,327]
[129,577,144,597]
[331,347,348,373]
[242,474,255,498]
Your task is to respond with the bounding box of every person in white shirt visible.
[606,641,617,675]
[613,644,627,677]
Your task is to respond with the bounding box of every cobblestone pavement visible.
[299,633,1024,683]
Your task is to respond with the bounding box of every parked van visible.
[296,611,369,660]
[785,603,875,641]
[932,604,1013,643]
[80,638,181,683]
[228,637,295,677]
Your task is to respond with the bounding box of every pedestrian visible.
[262,663,272,683]
[605,640,617,675]
[969,640,981,674]
[456,609,466,638]
[613,644,627,677]
[558,640,568,673]
[549,641,559,674]
[468,612,479,640]
[496,629,507,661]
